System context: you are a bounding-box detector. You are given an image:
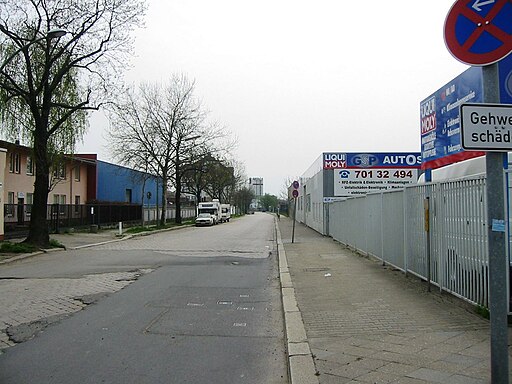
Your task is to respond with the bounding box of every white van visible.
[220,204,231,222]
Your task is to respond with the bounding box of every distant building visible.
[248,177,263,197]
[0,141,165,237]
[74,154,160,206]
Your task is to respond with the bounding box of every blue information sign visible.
[323,152,421,169]
[420,55,512,170]
[420,67,484,170]
[499,53,512,103]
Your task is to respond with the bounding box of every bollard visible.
[118,222,123,236]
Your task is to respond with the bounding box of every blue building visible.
[76,155,160,206]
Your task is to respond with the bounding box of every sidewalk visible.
[0,225,188,265]
[277,216,512,384]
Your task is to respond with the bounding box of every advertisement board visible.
[324,152,421,197]
[420,67,484,170]
[420,54,512,170]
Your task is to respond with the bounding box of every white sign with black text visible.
[461,103,512,151]
[334,168,418,197]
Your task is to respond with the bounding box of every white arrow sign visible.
[472,0,495,12]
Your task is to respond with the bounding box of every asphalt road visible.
[0,213,288,383]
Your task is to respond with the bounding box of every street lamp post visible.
[0,27,67,73]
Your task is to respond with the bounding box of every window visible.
[26,193,33,215]
[74,165,80,181]
[6,192,14,216]
[53,194,66,205]
[9,152,20,174]
[125,189,132,203]
[53,194,66,214]
[53,163,66,179]
[74,195,80,214]
[26,156,34,175]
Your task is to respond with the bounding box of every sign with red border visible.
[444,0,512,66]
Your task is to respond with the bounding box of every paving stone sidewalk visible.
[278,216,512,384]
[0,230,151,351]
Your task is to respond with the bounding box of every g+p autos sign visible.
[323,153,421,197]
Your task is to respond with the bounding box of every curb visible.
[276,220,319,384]
[0,246,66,266]
[0,224,195,265]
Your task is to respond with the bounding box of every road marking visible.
[237,306,254,311]
[233,322,247,327]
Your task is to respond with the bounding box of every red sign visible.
[444,0,512,66]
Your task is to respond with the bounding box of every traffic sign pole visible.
[444,1,512,380]
[483,63,509,384]
[291,181,299,243]
[292,197,297,244]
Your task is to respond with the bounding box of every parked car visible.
[195,213,214,226]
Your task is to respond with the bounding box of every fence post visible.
[403,188,408,275]
[425,196,431,293]
[381,192,385,266]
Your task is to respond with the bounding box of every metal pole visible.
[292,197,297,243]
[483,63,509,384]
[381,192,385,266]
[425,196,431,293]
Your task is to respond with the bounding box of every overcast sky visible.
[78,0,470,196]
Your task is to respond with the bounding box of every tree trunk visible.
[159,175,167,226]
[175,171,182,224]
[24,130,50,247]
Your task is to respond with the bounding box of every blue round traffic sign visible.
[292,180,299,189]
[444,0,512,66]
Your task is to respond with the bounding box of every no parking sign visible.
[444,0,512,65]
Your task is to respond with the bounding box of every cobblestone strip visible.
[0,269,153,350]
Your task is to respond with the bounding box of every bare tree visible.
[182,154,218,204]
[202,159,236,203]
[233,187,255,215]
[280,176,296,200]
[108,75,231,225]
[0,0,146,246]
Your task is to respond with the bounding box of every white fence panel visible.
[436,178,488,306]
[381,191,406,270]
[365,194,382,260]
[325,175,493,307]
[404,184,429,278]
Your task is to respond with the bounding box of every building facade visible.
[248,177,263,197]
[75,155,160,206]
[1,141,93,226]
[295,152,422,235]
[0,141,161,234]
